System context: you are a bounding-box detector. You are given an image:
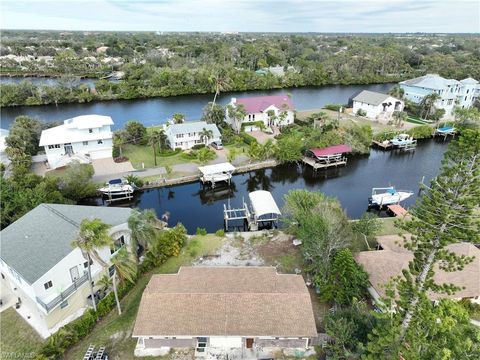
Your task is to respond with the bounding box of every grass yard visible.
[0,307,44,358]
[377,217,406,236]
[64,234,223,360]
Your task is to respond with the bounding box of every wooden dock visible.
[301,156,347,170]
[372,140,393,150]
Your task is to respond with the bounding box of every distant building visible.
[39,115,114,169]
[351,90,404,121]
[164,121,221,150]
[399,74,480,119]
[226,95,295,132]
[133,267,317,357]
[0,204,132,337]
[356,235,480,305]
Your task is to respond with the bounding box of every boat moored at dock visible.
[98,178,136,202]
[368,187,413,207]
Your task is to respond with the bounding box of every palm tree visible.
[127,209,157,260]
[110,247,137,315]
[227,103,247,134]
[113,130,127,157]
[158,130,168,152]
[420,93,441,120]
[388,85,405,100]
[199,127,214,146]
[172,113,185,124]
[148,130,162,166]
[72,218,112,312]
[209,69,230,109]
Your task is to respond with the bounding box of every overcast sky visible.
[1,0,479,33]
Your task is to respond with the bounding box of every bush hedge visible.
[324,104,343,111]
[241,121,265,131]
[191,143,206,150]
[239,132,258,145]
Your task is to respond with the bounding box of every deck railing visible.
[36,272,89,312]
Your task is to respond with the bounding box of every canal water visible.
[0,83,394,129]
[82,138,449,234]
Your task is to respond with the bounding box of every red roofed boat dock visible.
[302,144,352,170]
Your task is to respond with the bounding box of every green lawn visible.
[377,217,406,236]
[0,307,44,358]
[64,234,223,360]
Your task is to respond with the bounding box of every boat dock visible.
[199,162,236,188]
[387,204,408,217]
[395,140,417,151]
[372,140,394,150]
[223,191,281,231]
[434,126,456,140]
[301,155,347,170]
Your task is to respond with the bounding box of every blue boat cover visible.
[387,188,396,195]
[108,178,122,185]
[438,126,453,132]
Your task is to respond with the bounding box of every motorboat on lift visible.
[369,187,413,207]
[389,134,415,147]
[98,178,136,196]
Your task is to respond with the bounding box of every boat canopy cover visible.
[309,144,352,157]
[198,162,236,176]
[387,188,396,194]
[249,190,281,217]
[437,126,454,132]
[109,178,123,185]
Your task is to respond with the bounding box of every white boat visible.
[390,134,415,147]
[369,187,413,207]
[98,178,135,196]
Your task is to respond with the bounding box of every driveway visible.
[91,157,134,177]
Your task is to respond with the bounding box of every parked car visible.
[211,141,223,150]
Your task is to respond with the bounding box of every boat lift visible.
[198,162,236,188]
[435,126,456,140]
[302,145,351,171]
[223,190,281,231]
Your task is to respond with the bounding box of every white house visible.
[351,90,404,121]
[225,95,295,132]
[133,267,317,358]
[163,121,221,150]
[39,115,114,169]
[399,74,480,119]
[0,204,132,338]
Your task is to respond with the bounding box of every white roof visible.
[165,121,221,138]
[39,115,113,146]
[460,77,479,85]
[249,190,281,218]
[198,162,236,176]
[400,74,461,90]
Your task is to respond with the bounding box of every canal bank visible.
[82,137,450,234]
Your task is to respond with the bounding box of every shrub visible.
[356,108,367,117]
[407,125,434,139]
[112,146,120,158]
[124,174,144,188]
[159,148,181,156]
[165,164,173,175]
[215,229,225,237]
[124,121,147,145]
[324,104,343,111]
[196,147,216,163]
[191,143,206,150]
[241,121,265,131]
[239,132,258,145]
[196,227,207,235]
[187,238,201,257]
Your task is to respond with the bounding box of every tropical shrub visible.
[124,174,144,187]
[239,132,257,145]
[407,125,434,139]
[215,229,225,237]
[324,104,343,111]
[356,108,367,117]
[196,227,207,235]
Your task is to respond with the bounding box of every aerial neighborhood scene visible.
[1,1,480,359]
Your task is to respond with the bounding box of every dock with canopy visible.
[302,144,351,170]
[198,162,236,188]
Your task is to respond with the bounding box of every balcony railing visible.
[36,272,89,312]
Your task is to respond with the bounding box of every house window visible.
[48,145,54,149]
[110,235,125,254]
[109,265,115,277]
[252,114,255,120]
[447,99,453,105]
[195,140,202,144]
[83,141,89,146]
[176,134,184,138]
[88,128,93,133]
[97,140,103,144]
[84,261,89,268]
[54,144,61,149]
[44,280,53,290]
[60,300,68,308]
[248,114,252,121]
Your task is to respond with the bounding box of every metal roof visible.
[352,90,393,106]
[249,190,281,218]
[198,162,236,176]
[400,74,461,90]
[310,144,352,157]
[0,204,131,284]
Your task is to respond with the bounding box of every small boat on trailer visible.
[98,179,136,202]
[368,187,413,208]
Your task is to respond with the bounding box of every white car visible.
[211,141,223,150]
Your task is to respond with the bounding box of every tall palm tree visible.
[148,130,162,166]
[72,218,112,312]
[158,130,168,152]
[199,127,214,146]
[388,85,405,100]
[127,209,157,260]
[420,93,441,120]
[110,247,137,315]
[210,69,230,109]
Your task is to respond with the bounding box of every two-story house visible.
[0,204,132,338]
[39,115,114,169]
[225,95,295,132]
[163,121,221,150]
[399,74,479,119]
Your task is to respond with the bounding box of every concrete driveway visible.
[92,157,134,177]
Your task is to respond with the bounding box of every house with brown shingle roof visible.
[133,266,318,357]
[356,235,480,305]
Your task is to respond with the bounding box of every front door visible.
[245,338,254,349]
[70,266,79,282]
[64,143,74,155]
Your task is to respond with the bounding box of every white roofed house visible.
[163,121,221,150]
[0,204,132,338]
[0,128,10,165]
[39,115,114,169]
[351,90,404,122]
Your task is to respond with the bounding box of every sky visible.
[1,0,479,33]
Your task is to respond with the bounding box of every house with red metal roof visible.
[225,95,295,132]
